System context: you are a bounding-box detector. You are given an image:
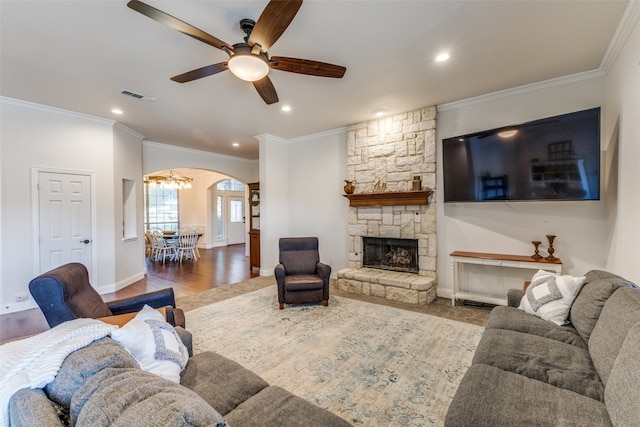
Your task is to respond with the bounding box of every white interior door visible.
[227,197,245,245]
[38,171,93,275]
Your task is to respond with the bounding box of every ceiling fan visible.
[127,0,346,105]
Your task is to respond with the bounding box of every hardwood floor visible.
[0,244,258,343]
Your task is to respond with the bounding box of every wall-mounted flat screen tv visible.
[442,107,601,202]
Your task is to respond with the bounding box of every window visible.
[216,195,223,239]
[230,200,243,223]
[144,184,179,231]
[216,179,245,192]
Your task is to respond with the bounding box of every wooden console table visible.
[450,251,562,307]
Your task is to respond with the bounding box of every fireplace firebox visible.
[362,237,419,274]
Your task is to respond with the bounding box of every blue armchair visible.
[29,262,185,328]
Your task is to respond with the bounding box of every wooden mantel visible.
[343,189,433,207]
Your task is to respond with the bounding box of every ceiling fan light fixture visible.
[228,53,269,82]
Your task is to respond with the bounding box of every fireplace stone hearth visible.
[337,106,438,305]
[337,268,437,305]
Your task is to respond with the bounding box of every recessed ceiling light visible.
[112,109,123,115]
[373,109,386,117]
[435,53,450,62]
[232,142,240,147]
[498,129,518,138]
[281,105,291,112]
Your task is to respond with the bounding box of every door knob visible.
[80,239,91,244]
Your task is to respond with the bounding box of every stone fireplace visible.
[337,106,438,305]
[362,237,419,274]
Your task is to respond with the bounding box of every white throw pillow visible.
[518,269,586,325]
[111,305,188,383]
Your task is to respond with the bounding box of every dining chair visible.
[175,230,199,263]
[150,229,176,264]
[144,231,154,257]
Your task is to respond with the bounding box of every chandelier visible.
[144,170,193,189]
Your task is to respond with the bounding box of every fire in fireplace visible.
[362,237,419,274]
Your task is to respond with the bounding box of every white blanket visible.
[0,318,117,427]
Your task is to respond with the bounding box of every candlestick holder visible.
[545,235,558,261]
[531,241,542,259]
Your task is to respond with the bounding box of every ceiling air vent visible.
[120,90,156,102]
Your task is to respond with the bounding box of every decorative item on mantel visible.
[412,176,422,191]
[343,180,355,194]
[545,235,558,261]
[373,180,387,193]
[531,241,542,259]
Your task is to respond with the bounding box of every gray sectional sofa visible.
[9,328,351,426]
[445,270,640,426]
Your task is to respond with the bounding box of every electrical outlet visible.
[15,294,28,302]
[496,277,504,287]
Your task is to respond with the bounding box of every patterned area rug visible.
[186,286,484,426]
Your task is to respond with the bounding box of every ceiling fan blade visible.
[270,56,346,78]
[127,0,233,51]
[248,0,302,53]
[253,76,279,105]
[171,63,229,83]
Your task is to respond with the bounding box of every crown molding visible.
[600,0,640,72]
[439,1,639,113]
[0,96,116,126]
[254,134,289,145]
[114,122,145,140]
[142,140,258,164]
[255,127,346,145]
[286,126,347,144]
[437,69,605,112]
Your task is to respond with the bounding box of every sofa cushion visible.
[70,367,228,427]
[180,351,269,416]
[486,306,587,349]
[10,388,66,427]
[111,305,189,383]
[44,337,138,407]
[444,364,612,427]
[284,275,324,290]
[589,287,640,385]
[605,321,640,426]
[570,272,637,342]
[225,385,351,427]
[472,328,603,401]
[518,270,585,325]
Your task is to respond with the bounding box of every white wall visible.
[143,141,258,184]
[436,75,608,298]
[604,15,640,283]
[113,124,145,290]
[0,98,143,313]
[258,134,291,275]
[258,130,349,277]
[177,170,244,249]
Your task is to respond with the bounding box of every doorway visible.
[36,170,94,278]
[227,196,245,245]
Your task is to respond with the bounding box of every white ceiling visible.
[0,1,629,160]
